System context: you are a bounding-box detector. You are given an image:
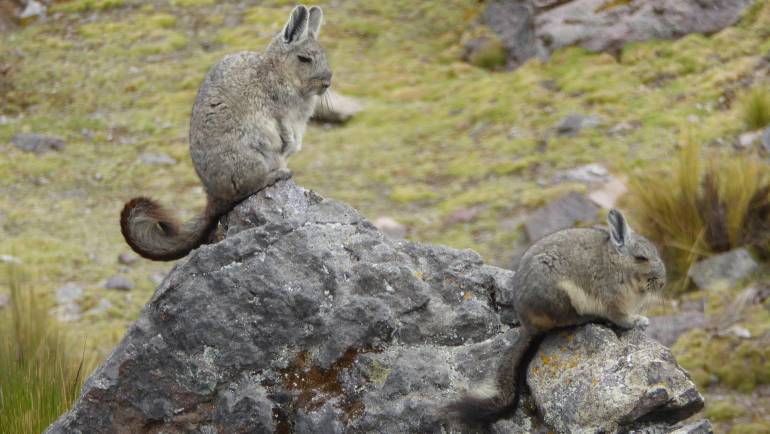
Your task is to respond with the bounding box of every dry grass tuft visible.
[627,141,770,290]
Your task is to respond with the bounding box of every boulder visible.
[47,181,705,433]
[481,0,538,70]
[524,191,601,241]
[646,311,708,347]
[687,248,758,291]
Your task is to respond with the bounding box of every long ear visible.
[307,6,323,40]
[607,209,629,250]
[281,5,309,44]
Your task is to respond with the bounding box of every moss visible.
[53,0,125,13]
[705,400,747,422]
[729,423,770,434]
[672,329,770,392]
[389,185,438,203]
[170,0,214,7]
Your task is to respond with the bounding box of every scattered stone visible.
[372,216,406,239]
[462,33,508,70]
[555,114,602,136]
[607,121,637,136]
[761,126,770,153]
[646,312,707,347]
[588,176,628,209]
[445,206,483,225]
[103,275,134,291]
[721,325,751,339]
[11,133,65,154]
[668,419,714,434]
[46,180,704,433]
[117,252,139,266]
[18,0,44,20]
[524,192,601,241]
[311,89,363,123]
[737,130,762,149]
[139,152,176,166]
[554,163,609,185]
[0,254,21,264]
[53,283,84,323]
[688,248,758,291]
[0,292,9,309]
[84,298,113,316]
[481,0,537,69]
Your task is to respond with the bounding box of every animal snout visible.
[318,70,333,89]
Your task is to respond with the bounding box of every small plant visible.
[0,267,92,434]
[627,141,770,289]
[741,87,770,130]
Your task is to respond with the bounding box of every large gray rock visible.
[646,311,708,347]
[524,191,600,241]
[687,248,758,290]
[480,0,752,69]
[47,181,704,433]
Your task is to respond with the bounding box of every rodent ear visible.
[607,209,629,250]
[307,6,324,40]
[282,5,309,44]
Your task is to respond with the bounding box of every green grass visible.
[0,268,93,434]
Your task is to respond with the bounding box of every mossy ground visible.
[2,0,770,429]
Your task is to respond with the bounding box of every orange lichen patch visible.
[540,354,552,365]
[276,347,368,429]
[463,291,475,301]
[279,348,359,411]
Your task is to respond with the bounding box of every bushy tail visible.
[120,196,228,261]
[443,329,543,427]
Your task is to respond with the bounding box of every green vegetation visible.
[0,268,94,434]
[626,141,770,287]
[741,87,770,130]
[706,400,747,422]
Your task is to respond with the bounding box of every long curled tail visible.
[120,196,228,261]
[443,329,544,427]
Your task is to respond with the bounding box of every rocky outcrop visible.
[47,181,707,433]
[479,0,753,70]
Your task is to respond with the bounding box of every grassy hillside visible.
[2,0,770,431]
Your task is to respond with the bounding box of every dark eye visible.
[634,255,649,263]
[297,55,312,63]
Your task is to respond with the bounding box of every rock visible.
[445,206,483,225]
[84,298,113,316]
[11,133,65,153]
[18,0,44,20]
[688,248,758,291]
[737,130,762,149]
[0,292,9,309]
[311,89,363,123]
[721,324,751,339]
[0,254,21,264]
[668,419,714,434]
[481,0,538,69]
[463,33,508,70]
[554,163,610,185]
[761,126,770,153]
[481,0,752,70]
[103,275,134,291]
[372,216,406,239]
[53,283,84,323]
[646,312,707,347]
[139,152,176,166]
[528,324,704,433]
[588,176,628,209]
[536,0,752,55]
[117,252,139,266]
[47,180,705,433]
[555,114,602,136]
[524,192,601,241]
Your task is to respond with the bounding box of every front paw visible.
[277,168,293,181]
[631,315,650,329]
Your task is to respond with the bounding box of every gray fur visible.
[121,5,332,261]
[446,209,666,426]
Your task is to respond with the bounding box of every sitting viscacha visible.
[120,5,332,261]
[444,209,666,427]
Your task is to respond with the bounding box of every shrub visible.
[0,268,93,434]
[627,141,770,288]
[741,87,770,130]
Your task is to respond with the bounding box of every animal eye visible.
[297,55,312,63]
[634,255,649,263]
